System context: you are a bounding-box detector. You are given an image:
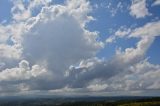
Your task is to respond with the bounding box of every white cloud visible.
[22,2,103,77]
[152,0,160,6]
[70,20,160,92]
[0,25,11,43]
[0,0,160,95]
[105,2,124,17]
[106,36,116,44]
[0,60,46,82]
[115,28,131,37]
[116,37,154,64]
[120,60,160,91]
[0,44,22,60]
[130,21,160,38]
[108,21,160,90]
[130,0,150,18]
[106,27,131,44]
[11,0,51,21]
[87,84,108,92]
[11,0,31,21]
[0,0,104,93]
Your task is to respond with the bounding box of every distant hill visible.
[0,96,159,106]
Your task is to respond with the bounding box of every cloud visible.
[130,21,160,38]
[106,36,116,44]
[130,0,150,18]
[106,27,131,44]
[68,20,160,92]
[0,25,11,43]
[66,38,160,92]
[11,0,51,21]
[115,28,131,37]
[0,44,21,60]
[11,0,31,21]
[105,20,160,91]
[87,84,108,92]
[22,1,103,77]
[152,0,160,6]
[0,0,104,93]
[105,1,125,17]
[0,60,47,93]
[117,59,160,91]
[0,0,159,95]
[65,49,160,92]
[0,60,46,82]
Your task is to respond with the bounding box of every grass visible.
[119,101,160,106]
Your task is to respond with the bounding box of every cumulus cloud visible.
[106,27,131,44]
[105,20,160,92]
[0,0,159,95]
[22,1,103,78]
[152,0,160,6]
[115,28,131,37]
[0,44,21,60]
[0,25,11,43]
[117,59,160,91]
[130,0,150,18]
[0,60,47,93]
[0,0,104,93]
[67,37,159,92]
[130,21,160,38]
[11,0,31,21]
[87,84,108,92]
[65,47,160,92]
[11,0,51,21]
[0,60,46,82]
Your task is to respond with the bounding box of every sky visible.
[0,0,160,97]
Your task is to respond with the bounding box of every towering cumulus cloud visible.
[22,5,102,75]
[0,0,103,94]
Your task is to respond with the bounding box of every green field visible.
[119,101,160,106]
